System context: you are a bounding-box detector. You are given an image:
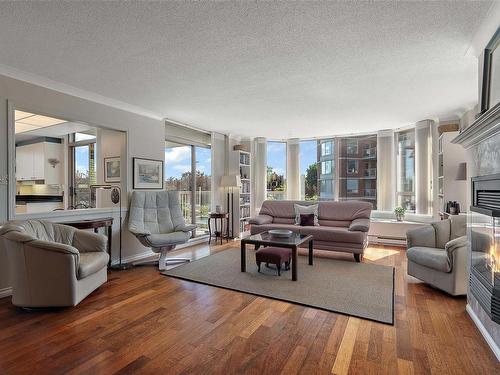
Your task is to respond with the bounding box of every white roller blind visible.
[165,120,211,146]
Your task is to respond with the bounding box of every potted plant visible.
[394,206,406,222]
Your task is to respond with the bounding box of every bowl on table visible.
[268,229,293,238]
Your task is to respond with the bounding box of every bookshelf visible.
[238,150,252,236]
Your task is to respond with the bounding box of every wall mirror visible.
[9,106,127,216]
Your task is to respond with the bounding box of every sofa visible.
[406,215,468,296]
[249,200,372,262]
[0,220,109,307]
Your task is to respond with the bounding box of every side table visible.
[208,213,229,245]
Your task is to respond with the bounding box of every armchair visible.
[0,220,109,307]
[406,215,468,296]
[128,191,196,270]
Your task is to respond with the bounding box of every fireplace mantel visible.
[452,102,500,149]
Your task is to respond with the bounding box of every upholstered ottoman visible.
[255,246,291,276]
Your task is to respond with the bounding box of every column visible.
[253,137,267,212]
[376,129,395,212]
[286,138,300,200]
[415,120,432,215]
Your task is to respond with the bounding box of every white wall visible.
[0,74,165,292]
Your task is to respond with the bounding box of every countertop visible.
[16,195,63,203]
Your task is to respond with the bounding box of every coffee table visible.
[240,231,313,281]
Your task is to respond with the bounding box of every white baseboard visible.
[0,287,12,299]
[466,304,500,362]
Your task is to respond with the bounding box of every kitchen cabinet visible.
[16,141,63,184]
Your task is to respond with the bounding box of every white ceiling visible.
[0,1,494,138]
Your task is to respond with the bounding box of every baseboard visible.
[466,304,500,362]
[0,287,12,299]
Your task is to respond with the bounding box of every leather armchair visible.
[406,215,468,296]
[128,191,196,270]
[0,220,109,307]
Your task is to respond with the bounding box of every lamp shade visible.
[456,162,467,181]
[220,175,241,187]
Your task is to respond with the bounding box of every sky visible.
[75,145,90,174]
[267,140,317,177]
[165,145,211,179]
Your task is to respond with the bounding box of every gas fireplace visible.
[470,173,500,324]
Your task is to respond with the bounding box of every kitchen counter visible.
[16,195,63,203]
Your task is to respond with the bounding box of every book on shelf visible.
[239,153,250,165]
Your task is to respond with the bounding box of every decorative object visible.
[90,184,128,270]
[255,246,291,276]
[456,162,467,181]
[394,206,406,222]
[133,157,163,189]
[268,229,293,238]
[163,249,395,324]
[300,213,315,226]
[241,231,313,281]
[47,158,60,168]
[215,205,222,214]
[128,191,196,270]
[220,175,241,238]
[208,212,229,245]
[104,156,121,183]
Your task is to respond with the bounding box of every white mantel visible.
[452,102,500,149]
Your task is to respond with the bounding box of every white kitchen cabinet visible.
[15,141,63,184]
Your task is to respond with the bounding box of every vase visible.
[396,214,404,222]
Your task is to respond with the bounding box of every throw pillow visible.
[300,213,315,226]
[294,204,319,226]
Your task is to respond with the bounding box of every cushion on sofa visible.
[78,252,109,279]
[300,214,315,226]
[294,204,319,225]
[407,247,451,273]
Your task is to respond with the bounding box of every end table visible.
[208,212,229,245]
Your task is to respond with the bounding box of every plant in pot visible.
[394,206,406,222]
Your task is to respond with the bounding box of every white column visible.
[253,137,267,212]
[415,120,432,215]
[211,132,226,212]
[377,129,395,212]
[286,138,300,200]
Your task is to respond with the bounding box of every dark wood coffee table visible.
[240,231,313,281]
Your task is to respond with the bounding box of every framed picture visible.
[104,157,121,183]
[133,157,164,189]
[480,28,500,115]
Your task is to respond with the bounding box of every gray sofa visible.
[406,215,468,296]
[249,200,372,262]
[0,220,109,307]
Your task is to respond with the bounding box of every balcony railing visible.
[178,190,211,234]
[363,147,376,158]
[364,188,376,197]
[364,168,376,178]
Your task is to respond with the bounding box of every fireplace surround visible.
[470,173,500,324]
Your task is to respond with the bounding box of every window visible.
[321,141,333,156]
[321,160,333,175]
[165,142,211,236]
[346,179,359,194]
[347,160,358,174]
[396,130,415,211]
[346,139,358,155]
[299,140,318,200]
[69,133,97,209]
[267,141,286,200]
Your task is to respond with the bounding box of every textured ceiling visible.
[0,1,493,138]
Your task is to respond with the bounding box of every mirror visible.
[13,109,126,215]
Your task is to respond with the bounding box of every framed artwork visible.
[104,157,121,183]
[480,28,500,115]
[133,157,164,189]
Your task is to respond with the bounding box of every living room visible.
[0,1,499,374]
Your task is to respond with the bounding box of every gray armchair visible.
[406,215,468,296]
[128,191,196,270]
[0,220,108,307]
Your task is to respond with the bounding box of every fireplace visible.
[470,173,500,324]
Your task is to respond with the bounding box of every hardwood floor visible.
[0,242,499,374]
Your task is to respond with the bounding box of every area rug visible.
[162,249,395,324]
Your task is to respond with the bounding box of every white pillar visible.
[286,138,300,200]
[253,137,267,212]
[210,132,226,212]
[377,129,395,212]
[415,120,432,215]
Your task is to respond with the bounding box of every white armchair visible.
[406,215,468,296]
[0,220,109,307]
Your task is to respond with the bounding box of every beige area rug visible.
[162,248,395,324]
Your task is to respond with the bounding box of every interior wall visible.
[0,74,165,292]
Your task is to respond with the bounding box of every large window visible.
[318,139,335,200]
[165,142,211,236]
[299,140,318,200]
[266,141,286,200]
[396,130,415,211]
[338,135,377,209]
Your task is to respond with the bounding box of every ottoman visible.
[255,246,291,276]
